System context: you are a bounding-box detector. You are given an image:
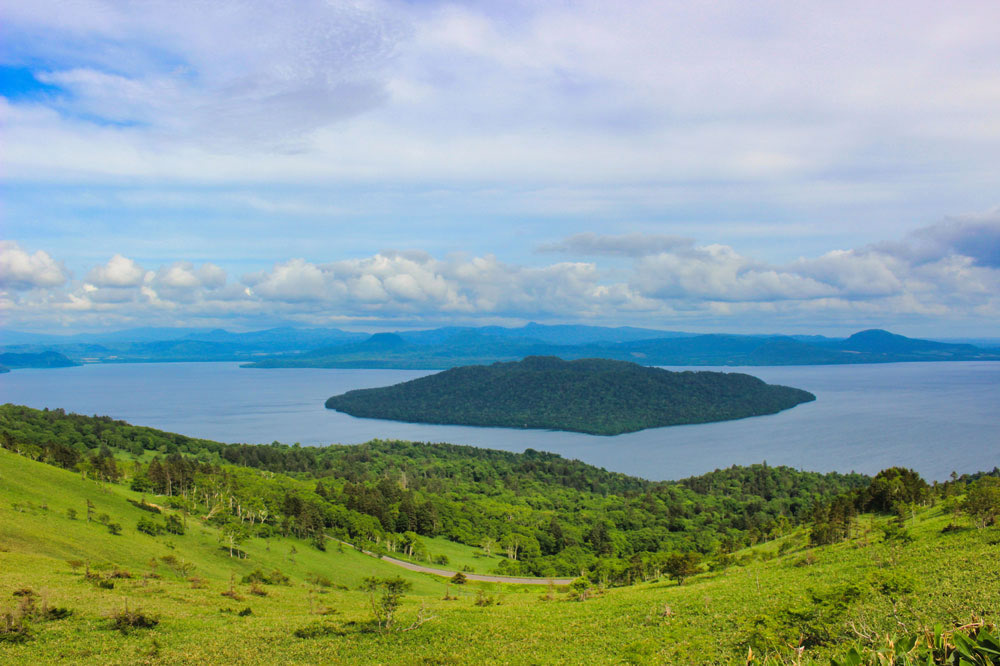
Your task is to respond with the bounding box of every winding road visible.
[333,538,574,585]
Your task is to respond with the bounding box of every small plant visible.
[96,580,115,590]
[293,620,342,639]
[237,607,253,617]
[221,574,243,601]
[109,602,159,634]
[241,568,290,586]
[249,582,267,597]
[306,573,333,588]
[362,576,412,632]
[474,588,497,607]
[450,572,467,585]
[66,508,78,520]
[107,522,122,535]
[0,610,31,644]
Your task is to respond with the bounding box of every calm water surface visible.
[2,362,997,481]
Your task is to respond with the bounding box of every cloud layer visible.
[4,217,998,333]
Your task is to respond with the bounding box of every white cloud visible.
[245,258,330,302]
[3,213,1000,332]
[87,254,146,287]
[0,242,68,290]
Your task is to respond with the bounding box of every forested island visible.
[325,356,815,435]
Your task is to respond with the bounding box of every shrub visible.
[137,517,163,536]
[109,603,158,634]
[450,572,467,585]
[293,621,342,639]
[241,568,289,586]
[164,514,185,535]
[306,573,333,588]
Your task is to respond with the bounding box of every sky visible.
[1,1,999,337]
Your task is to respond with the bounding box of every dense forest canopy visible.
[325,356,816,435]
[0,403,882,581]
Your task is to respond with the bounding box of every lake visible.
[2,361,997,481]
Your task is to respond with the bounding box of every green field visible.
[3,446,998,664]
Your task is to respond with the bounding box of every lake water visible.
[2,361,997,482]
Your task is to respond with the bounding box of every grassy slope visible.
[2,448,998,665]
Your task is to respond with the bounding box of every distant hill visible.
[250,327,1000,369]
[0,351,78,369]
[325,356,816,435]
[4,324,998,368]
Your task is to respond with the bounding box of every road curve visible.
[333,538,574,585]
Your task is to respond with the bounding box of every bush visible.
[241,568,289,586]
[137,517,163,536]
[293,621,343,639]
[164,514,185,535]
[109,604,159,634]
[450,572,467,585]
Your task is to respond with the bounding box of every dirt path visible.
[333,538,574,585]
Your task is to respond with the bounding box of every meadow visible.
[2,445,998,664]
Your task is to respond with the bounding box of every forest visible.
[2,402,868,581]
[324,356,815,435]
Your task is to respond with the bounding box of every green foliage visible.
[136,516,163,536]
[164,514,185,535]
[108,604,158,634]
[831,623,1000,666]
[241,568,290,586]
[361,576,412,631]
[962,477,1000,528]
[0,404,870,583]
[664,552,702,585]
[325,356,815,435]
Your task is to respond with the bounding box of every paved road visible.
[333,538,574,585]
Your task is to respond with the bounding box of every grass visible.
[388,535,504,574]
[1,447,998,664]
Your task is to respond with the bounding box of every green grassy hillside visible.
[2,446,998,664]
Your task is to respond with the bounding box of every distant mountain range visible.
[3,324,996,370]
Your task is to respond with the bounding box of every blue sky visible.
[2,1,999,336]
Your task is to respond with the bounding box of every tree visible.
[220,522,251,558]
[962,477,1000,528]
[664,552,702,586]
[362,576,412,631]
[164,514,185,535]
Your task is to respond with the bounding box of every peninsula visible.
[325,356,816,435]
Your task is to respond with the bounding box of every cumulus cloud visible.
[634,244,836,302]
[87,254,146,287]
[0,242,68,290]
[3,215,1000,331]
